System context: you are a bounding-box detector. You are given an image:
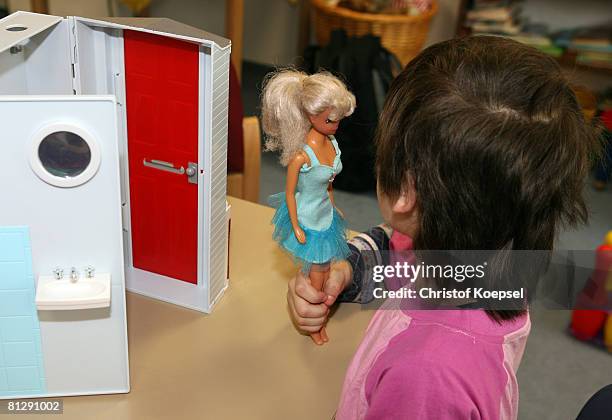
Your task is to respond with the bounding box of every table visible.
[17,197,373,419]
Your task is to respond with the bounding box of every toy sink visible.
[36,273,111,310]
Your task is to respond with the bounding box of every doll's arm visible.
[286,154,308,244]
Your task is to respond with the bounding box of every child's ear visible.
[392,178,417,214]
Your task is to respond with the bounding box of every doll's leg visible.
[309,263,331,344]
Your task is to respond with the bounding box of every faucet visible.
[53,267,64,280]
[70,267,79,283]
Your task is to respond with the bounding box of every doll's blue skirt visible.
[268,192,351,269]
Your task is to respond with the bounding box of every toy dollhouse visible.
[0,11,230,399]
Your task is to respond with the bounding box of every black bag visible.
[302,30,401,192]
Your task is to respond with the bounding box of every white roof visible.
[74,16,231,49]
[0,11,62,54]
[0,11,230,55]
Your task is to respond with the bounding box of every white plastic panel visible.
[206,43,230,307]
[23,20,72,94]
[0,48,26,93]
[72,19,121,95]
[0,11,62,55]
[0,17,72,95]
[0,96,129,398]
[126,267,209,312]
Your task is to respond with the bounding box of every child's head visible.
[376,36,598,251]
[261,69,356,165]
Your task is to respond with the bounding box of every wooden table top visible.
[17,197,372,420]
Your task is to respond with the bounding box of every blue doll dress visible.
[269,136,350,270]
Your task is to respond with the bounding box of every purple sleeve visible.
[364,361,481,420]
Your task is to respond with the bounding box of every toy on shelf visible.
[570,231,612,352]
[261,70,355,345]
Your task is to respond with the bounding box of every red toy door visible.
[124,30,199,284]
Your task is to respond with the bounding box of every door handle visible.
[143,159,199,184]
[143,159,185,175]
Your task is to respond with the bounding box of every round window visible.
[29,124,101,188]
[38,131,92,178]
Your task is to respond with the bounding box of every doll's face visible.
[308,108,341,136]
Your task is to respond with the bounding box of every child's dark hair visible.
[376,36,600,320]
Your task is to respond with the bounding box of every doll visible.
[262,69,356,345]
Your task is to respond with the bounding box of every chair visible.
[227,116,261,202]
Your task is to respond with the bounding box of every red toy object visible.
[125,30,200,284]
[570,231,612,350]
[571,310,608,340]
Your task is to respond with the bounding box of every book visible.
[471,21,521,35]
[577,51,612,62]
[467,7,513,22]
[572,25,612,46]
[508,34,552,47]
[575,56,612,70]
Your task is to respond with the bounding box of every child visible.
[286,36,599,419]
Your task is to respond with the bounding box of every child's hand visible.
[286,260,352,335]
[324,260,352,306]
[293,226,306,244]
[287,271,328,334]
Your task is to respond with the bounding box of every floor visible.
[241,61,612,419]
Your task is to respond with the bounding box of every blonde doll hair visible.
[261,69,356,166]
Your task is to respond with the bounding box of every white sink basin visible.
[36,273,111,310]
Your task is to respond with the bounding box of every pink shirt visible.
[336,232,531,419]
[336,302,530,419]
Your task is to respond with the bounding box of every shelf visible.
[557,50,612,74]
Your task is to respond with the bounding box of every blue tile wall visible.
[0,227,46,397]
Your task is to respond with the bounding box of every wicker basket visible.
[311,0,438,66]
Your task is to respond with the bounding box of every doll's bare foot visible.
[310,331,324,345]
[320,326,329,342]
